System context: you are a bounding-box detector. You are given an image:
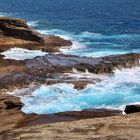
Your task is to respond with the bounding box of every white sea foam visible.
[1,48,47,60]
[80,32,140,40]
[60,41,86,53]
[37,29,86,53]
[37,29,69,36]
[27,21,39,27]
[61,68,110,81]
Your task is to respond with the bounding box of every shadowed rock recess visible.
[0,16,140,139]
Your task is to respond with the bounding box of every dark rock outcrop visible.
[124,104,140,114]
[27,53,140,74]
[0,53,139,90]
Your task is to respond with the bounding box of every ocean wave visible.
[80,32,140,40]
[38,28,140,42]
[37,28,140,57]
[37,29,86,52]
[82,31,102,35]
[1,48,47,60]
[37,29,69,36]
[0,12,7,16]
[76,50,129,58]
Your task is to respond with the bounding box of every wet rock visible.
[56,108,122,119]
[0,53,140,90]
[26,53,140,75]
[124,104,140,114]
[73,81,88,90]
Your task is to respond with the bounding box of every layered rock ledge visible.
[0,16,72,52]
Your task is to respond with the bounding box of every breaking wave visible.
[9,66,140,114]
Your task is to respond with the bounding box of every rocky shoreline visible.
[0,16,140,139]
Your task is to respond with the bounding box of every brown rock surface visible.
[0,113,140,140]
[0,93,34,132]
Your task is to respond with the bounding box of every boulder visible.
[124,104,140,114]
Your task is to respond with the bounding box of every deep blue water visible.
[0,0,140,56]
[1,0,140,114]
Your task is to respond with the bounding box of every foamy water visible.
[1,48,47,60]
[36,28,140,57]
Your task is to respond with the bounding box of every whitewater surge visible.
[9,66,140,114]
[1,48,47,60]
